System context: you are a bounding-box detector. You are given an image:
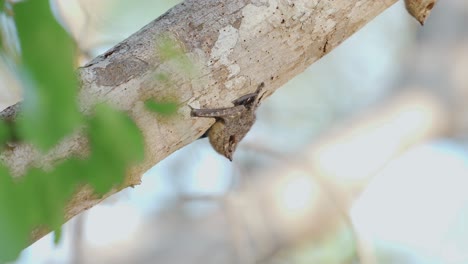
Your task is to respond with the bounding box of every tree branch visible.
[1,0,399,242]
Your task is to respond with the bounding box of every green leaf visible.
[156,35,195,75]
[0,159,85,261]
[53,228,62,245]
[85,105,144,194]
[145,100,178,116]
[0,104,145,260]
[158,36,184,61]
[21,169,69,230]
[14,0,82,150]
[0,166,31,263]
[0,3,146,260]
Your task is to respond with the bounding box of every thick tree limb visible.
[1,0,400,242]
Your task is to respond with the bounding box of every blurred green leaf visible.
[0,160,82,262]
[155,73,169,82]
[85,105,144,194]
[145,100,178,116]
[21,168,73,230]
[0,1,147,261]
[14,0,81,150]
[158,36,184,61]
[53,228,62,245]
[0,166,31,263]
[157,35,195,75]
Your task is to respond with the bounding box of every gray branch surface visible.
[1,0,399,241]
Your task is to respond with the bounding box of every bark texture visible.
[0,0,399,241]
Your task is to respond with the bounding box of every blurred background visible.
[1,0,468,263]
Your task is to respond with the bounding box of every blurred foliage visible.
[0,0,190,261]
[145,100,178,116]
[0,165,29,263]
[13,0,81,150]
[158,36,186,61]
[0,105,145,263]
[84,104,144,194]
[0,0,154,262]
[157,35,196,76]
